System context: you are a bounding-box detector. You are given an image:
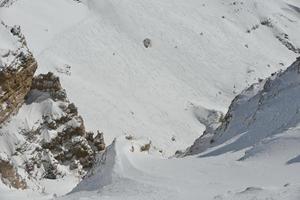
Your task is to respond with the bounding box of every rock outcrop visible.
[0,22,37,124]
[0,57,37,124]
[23,72,106,179]
[0,23,104,189]
[143,38,152,48]
[0,71,106,189]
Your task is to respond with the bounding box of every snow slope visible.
[1,0,300,156]
[0,0,300,199]
[58,58,300,200]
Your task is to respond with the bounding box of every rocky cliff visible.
[0,23,105,190]
[0,71,106,189]
[0,22,37,124]
[26,72,105,177]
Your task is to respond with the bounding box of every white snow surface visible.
[58,59,300,200]
[61,134,300,200]
[0,0,300,199]
[1,0,300,155]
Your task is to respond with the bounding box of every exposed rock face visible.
[93,131,105,151]
[0,159,27,189]
[0,23,37,124]
[22,72,106,179]
[0,57,37,124]
[0,22,105,189]
[0,21,105,190]
[30,72,66,101]
[0,72,105,189]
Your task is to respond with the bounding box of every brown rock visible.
[0,159,27,189]
[94,131,105,151]
[0,56,37,124]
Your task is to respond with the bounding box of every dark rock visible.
[94,131,105,151]
[143,38,152,48]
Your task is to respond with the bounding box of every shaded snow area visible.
[0,0,300,199]
[186,58,300,159]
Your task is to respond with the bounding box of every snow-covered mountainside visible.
[185,57,300,159]
[1,0,300,156]
[59,58,300,200]
[0,0,300,199]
